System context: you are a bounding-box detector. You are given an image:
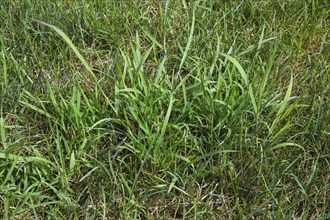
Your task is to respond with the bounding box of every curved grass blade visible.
[31,18,97,82]
[179,4,196,70]
[0,152,55,166]
[267,142,304,152]
[219,53,258,113]
[270,75,293,133]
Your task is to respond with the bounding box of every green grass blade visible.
[258,45,277,110]
[3,158,17,184]
[47,80,60,114]
[288,173,307,196]
[0,152,55,166]
[79,166,99,183]
[155,55,167,85]
[270,75,294,133]
[179,4,196,70]
[19,100,53,119]
[0,36,8,91]
[219,53,248,86]
[69,150,76,173]
[0,115,7,150]
[31,18,97,82]
[155,93,175,154]
[267,142,304,152]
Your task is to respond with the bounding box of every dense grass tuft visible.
[1,0,329,219]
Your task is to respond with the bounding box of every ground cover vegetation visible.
[0,0,329,219]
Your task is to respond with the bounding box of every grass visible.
[0,0,329,219]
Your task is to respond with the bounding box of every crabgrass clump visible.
[0,0,329,219]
